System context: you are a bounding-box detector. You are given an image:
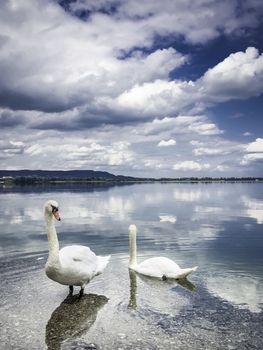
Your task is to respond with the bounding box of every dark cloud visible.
[30,106,143,131]
[0,110,26,128]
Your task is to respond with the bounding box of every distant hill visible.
[0,169,136,180]
[0,170,261,184]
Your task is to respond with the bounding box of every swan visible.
[44,200,110,296]
[128,224,198,280]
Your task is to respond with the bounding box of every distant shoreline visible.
[0,169,262,185]
[1,176,262,186]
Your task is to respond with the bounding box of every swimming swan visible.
[44,200,110,295]
[128,224,198,280]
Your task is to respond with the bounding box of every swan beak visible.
[53,210,61,221]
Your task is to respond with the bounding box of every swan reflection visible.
[128,269,196,309]
[46,293,108,350]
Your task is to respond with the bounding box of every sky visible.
[0,0,263,178]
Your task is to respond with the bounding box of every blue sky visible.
[0,0,263,177]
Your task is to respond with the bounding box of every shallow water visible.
[0,182,263,349]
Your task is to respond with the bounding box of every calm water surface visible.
[0,182,263,349]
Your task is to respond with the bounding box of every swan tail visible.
[176,266,198,279]
[97,255,111,274]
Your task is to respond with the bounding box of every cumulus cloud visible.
[241,153,263,165]
[65,0,263,44]
[111,79,196,118]
[104,47,263,120]
[200,47,263,101]
[192,142,243,157]
[157,139,176,147]
[245,138,263,153]
[241,138,263,165]
[0,1,262,177]
[193,148,225,156]
[173,160,210,171]
[0,1,188,114]
[136,116,224,138]
[0,0,262,120]
[159,215,177,223]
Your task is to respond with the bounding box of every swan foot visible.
[162,275,167,281]
[69,285,73,295]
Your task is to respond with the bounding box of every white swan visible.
[44,200,110,295]
[128,224,198,279]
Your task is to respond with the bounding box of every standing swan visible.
[129,224,197,280]
[44,200,110,296]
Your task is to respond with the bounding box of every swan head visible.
[129,224,137,234]
[44,200,61,221]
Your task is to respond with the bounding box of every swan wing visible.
[60,245,97,264]
[135,257,198,279]
[59,245,110,272]
[136,257,181,278]
[58,245,101,283]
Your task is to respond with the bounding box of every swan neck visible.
[129,229,137,268]
[45,211,60,265]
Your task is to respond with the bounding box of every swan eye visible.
[51,205,58,213]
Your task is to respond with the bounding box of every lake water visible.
[0,182,263,349]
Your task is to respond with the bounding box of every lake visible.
[0,182,263,349]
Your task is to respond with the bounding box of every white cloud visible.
[68,0,263,44]
[241,153,263,165]
[243,132,253,136]
[173,160,210,171]
[25,140,134,169]
[103,47,263,120]
[200,47,263,101]
[193,148,225,156]
[245,138,263,153]
[159,215,177,223]
[158,139,176,147]
[174,116,224,136]
[0,140,25,159]
[241,138,263,165]
[114,79,197,117]
[190,140,203,147]
[144,159,164,169]
[140,116,224,137]
[215,165,229,172]
[188,122,224,136]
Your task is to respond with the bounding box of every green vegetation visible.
[0,175,262,186]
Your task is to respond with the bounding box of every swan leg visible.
[69,285,73,294]
[79,287,84,297]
